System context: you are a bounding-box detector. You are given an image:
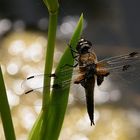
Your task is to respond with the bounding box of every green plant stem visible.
[28,1,59,139]
[0,66,16,140]
[42,12,58,108]
[40,10,58,140]
[43,0,59,14]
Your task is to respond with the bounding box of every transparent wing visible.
[21,66,82,94]
[97,51,140,82]
[21,74,73,94]
[20,76,72,106]
[21,51,140,106]
[20,67,84,106]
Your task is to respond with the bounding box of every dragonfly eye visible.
[81,46,90,54]
[76,45,90,54]
[78,38,92,46]
[76,38,92,54]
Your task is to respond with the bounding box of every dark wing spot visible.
[25,89,34,94]
[122,65,130,71]
[27,76,35,80]
[52,84,62,89]
[129,52,138,57]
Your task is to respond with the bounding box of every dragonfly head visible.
[76,38,92,54]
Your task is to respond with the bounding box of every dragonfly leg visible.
[68,44,78,58]
[60,63,78,69]
[60,44,80,69]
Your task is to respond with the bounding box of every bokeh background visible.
[0,0,140,140]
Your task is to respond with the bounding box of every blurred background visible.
[0,0,140,140]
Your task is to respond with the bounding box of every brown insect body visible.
[22,38,140,126]
[73,39,140,126]
[73,39,109,125]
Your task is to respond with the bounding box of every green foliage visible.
[0,66,16,140]
[0,0,83,139]
[43,0,59,14]
[41,14,83,140]
[28,14,83,140]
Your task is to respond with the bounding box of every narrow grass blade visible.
[28,111,43,140]
[0,66,16,140]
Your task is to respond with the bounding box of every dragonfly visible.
[22,38,140,126]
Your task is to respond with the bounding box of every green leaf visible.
[28,111,43,140]
[0,66,16,140]
[43,13,83,140]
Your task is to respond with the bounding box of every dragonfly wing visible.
[21,74,45,94]
[21,76,74,106]
[84,77,95,125]
[22,77,73,94]
[96,52,140,82]
[21,65,82,94]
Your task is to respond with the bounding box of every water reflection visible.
[22,42,43,62]
[8,40,26,55]
[7,62,19,75]
[0,29,140,140]
[57,16,87,39]
[7,89,20,107]
[13,20,26,31]
[19,108,36,130]
[38,18,48,30]
[0,19,12,35]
